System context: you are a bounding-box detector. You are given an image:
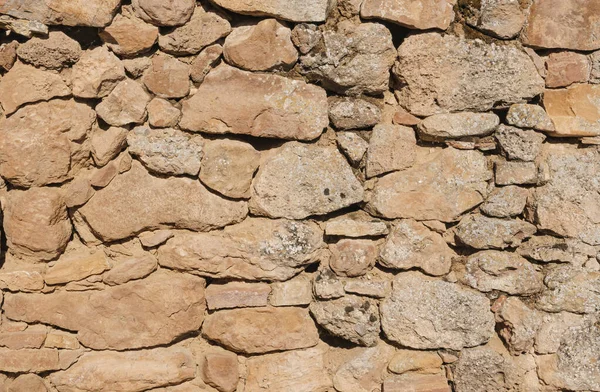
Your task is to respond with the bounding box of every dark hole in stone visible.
[324,188,330,196]
[344,306,354,313]
[340,193,346,199]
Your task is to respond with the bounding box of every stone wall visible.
[0,0,598,391]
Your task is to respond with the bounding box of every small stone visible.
[332,343,396,392]
[517,236,594,264]
[310,295,380,346]
[543,84,600,137]
[465,0,525,39]
[417,112,499,141]
[72,46,126,98]
[210,0,333,22]
[480,186,528,218]
[344,277,390,298]
[142,54,190,98]
[494,296,542,355]
[536,265,600,314]
[127,126,203,176]
[0,63,70,115]
[506,103,555,131]
[200,139,260,199]
[329,97,381,130]
[202,307,319,354]
[205,282,271,310]
[393,107,421,126]
[381,272,495,350]
[313,267,345,299]
[324,211,389,238]
[102,254,157,285]
[0,41,17,72]
[64,177,95,208]
[329,239,378,277]
[122,56,151,78]
[147,98,181,128]
[0,326,47,349]
[190,44,222,83]
[45,246,110,285]
[545,51,590,88]
[360,0,456,30]
[159,5,231,56]
[455,215,536,249]
[380,219,454,276]
[388,350,443,375]
[96,79,150,126]
[138,230,174,248]
[91,126,128,167]
[0,0,120,27]
[181,64,328,140]
[336,132,368,164]
[223,18,297,71]
[0,348,61,373]
[591,50,600,83]
[495,125,546,161]
[535,312,586,354]
[495,160,538,185]
[132,0,195,26]
[44,332,80,350]
[8,374,47,392]
[291,23,321,54]
[366,124,416,178]
[100,8,159,57]
[0,271,44,292]
[383,374,450,392]
[269,275,313,306]
[202,352,239,392]
[90,162,119,188]
[17,31,81,69]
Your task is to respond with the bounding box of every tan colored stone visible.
[380,219,454,276]
[200,139,260,199]
[0,41,17,71]
[147,98,181,128]
[313,267,345,300]
[3,187,71,261]
[546,52,590,88]
[366,148,491,222]
[190,44,222,83]
[17,31,81,69]
[543,84,600,137]
[0,348,60,373]
[535,312,587,354]
[324,211,389,238]
[159,5,231,55]
[202,307,318,354]
[0,62,70,115]
[494,296,542,355]
[0,326,47,350]
[122,56,151,78]
[202,352,238,392]
[206,282,270,310]
[417,112,499,141]
[0,0,120,27]
[366,124,416,178]
[361,0,456,30]
[96,79,150,126]
[250,143,363,219]
[223,19,296,71]
[329,239,377,277]
[480,186,528,218]
[181,65,327,140]
[138,230,174,248]
[4,270,206,350]
[523,0,600,51]
[518,236,595,264]
[344,275,391,298]
[495,160,538,185]
[393,107,421,126]
[455,215,536,249]
[50,347,195,392]
[465,0,525,39]
[132,0,195,26]
[102,253,157,285]
[332,343,396,392]
[394,33,544,116]
[158,218,324,281]
[91,126,128,167]
[291,23,322,54]
[336,132,368,165]
[90,162,119,188]
[0,270,44,292]
[269,275,313,306]
[44,332,80,350]
[100,7,158,57]
[495,125,546,162]
[7,374,47,392]
[537,265,600,314]
[142,54,190,98]
[389,350,443,375]
[506,103,555,132]
[385,374,450,392]
[330,98,381,131]
[72,46,125,98]
[76,162,247,241]
[45,246,110,285]
[211,0,332,22]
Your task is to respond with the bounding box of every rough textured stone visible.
[250,143,363,219]
[417,112,499,141]
[223,18,296,71]
[299,22,396,95]
[202,351,239,392]
[147,98,181,128]
[269,275,313,306]
[360,0,456,30]
[464,0,526,39]
[329,97,381,130]
[0,348,61,373]
[388,350,443,375]
[291,23,322,54]
[379,220,454,276]
[158,5,231,56]
[0,0,121,27]
[381,272,495,350]
[336,133,367,166]
[202,307,319,354]
[366,124,416,178]
[100,8,159,57]
[181,65,328,140]
[132,0,195,26]
[200,140,260,199]
[329,239,378,277]
[545,51,590,88]
[17,31,81,68]
[506,103,555,132]
[102,254,157,286]
[0,271,44,292]
[72,46,125,98]
[494,296,542,355]
[206,282,270,310]
[91,126,128,167]
[190,44,222,83]
[210,0,333,22]
[0,63,70,115]
[332,343,396,392]
[494,160,538,185]
[8,374,47,392]
[455,215,536,249]
[96,79,150,126]
[76,162,247,242]
[158,218,324,281]
[480,186,528,218]
[4,270,206,350]
[0,41,17,71]
[522,0,600,51]
[383,374,450,392]
[543,84,600,137]
[127,126,202,176]
[45,246,110,285]
[366,148,491,222]
[537,265,600,314]
[142,54,189,99]
[325,211,389,238]
[495,125,546,162]
[517,236,595,264]
[394,33,544,116]
[50,347,195,392]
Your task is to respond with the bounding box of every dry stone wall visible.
[0,0,599,391]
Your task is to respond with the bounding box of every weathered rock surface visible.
[270,275,313,306]
[100,8,159,57]
[181,65,328,140]
[142,54,190,98]
[388,350,443,375]
[190,44,223,83]
[96,79,151,126]
[417,112,499,140]
[332,343,396,392]
[537,265,600,314]
[455,215,536,249]
[102,254,157,286]
[250,143,363,219]
[494,296,542,355]
[543,84,600,137]
[45,246,110,285]
[506,103,555,132]
[202,307,319,354]
[464,0,526,39]
[4,270,206,350]
[7,374,48,392]
[366,148,491,222]
[495,125,546,162]
[158,218,324,281]
[132,0,195,26]
[481,186,528,218]
[210,0,333,22]
[381,272,495,350]
[517,236,595,264]
[0,0,121,27]
[0,270,44,292]
[91,126,128,167]
[545,51,590,88]
[495,160,538,185]
[394,33,544,116]
[147,98,181,128]
[360,0,456,30]
[0,348,63,373]
[76,162,247,242]
[329,97,381,131]
[202,351,239,392]
[325,211,389,238]
[329,239,378,277]
[16,31,81,68]
[72,46,126,98]
[366,124,416,178]
[337,132,368,165]
[205,282,270,310]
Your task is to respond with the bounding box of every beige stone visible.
[200,140,260,199]
[50,347,195,392]
[480,186,528,218]
[313,267,345,300]
[205,282,270,310]
[224,19,297,71]
[202,307,319,354]
[366,148,491,222]
[250,143,363,219]
[96,79,150,126]
[543,84,600,137]
[495,160,538,185]
[465,0,525,39]
[455,215,536,249]
[536,265,600,314]
[379,219,454,276]
[329,239,378,277]
[545,52,591,88]
[332,343,396,392]
[202,352,238,392]
[100,8,159,56]
[366,124,416,178]
[269,275,313,306]
[147,98,181,128]
[324,211,389,238]
[0,62,70,115]
[159,5,231,56]
[0,327,47,349]
[132,0,195,26]
[142,54,190,98]
[211,0,333,22]
[45,246,110,285]
[336,132,368,165]
[64,177,95,208]
[344,276,390,298]
[506,103,555,132]
[291,23,321,54]
[72,46,126,98]
[4,270,206,350]
[91,126,128,167]
[76,162,247,241]
[102,254,157,285]
[158,218,324,281]
[17,31,81,69]
[329,97,381,131]
[44,332,80,350]
[181,65,328,140]
[417,112,499,141]
[494,296,542,355]
[138,230,174,248]
[0,0,121,27]
[90,162,119,188]
[3,187,71,261]
[361,0,456,30]
[122,56,151,78]
[0,271,44,292]
[7,374,47,392]
[0,41,17,71]
[388,350,443,375]
[518,236,595,264]
[190,44,222,83]
[495,125,546,162]
[383,374,450,392]
[0,348,60,373]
